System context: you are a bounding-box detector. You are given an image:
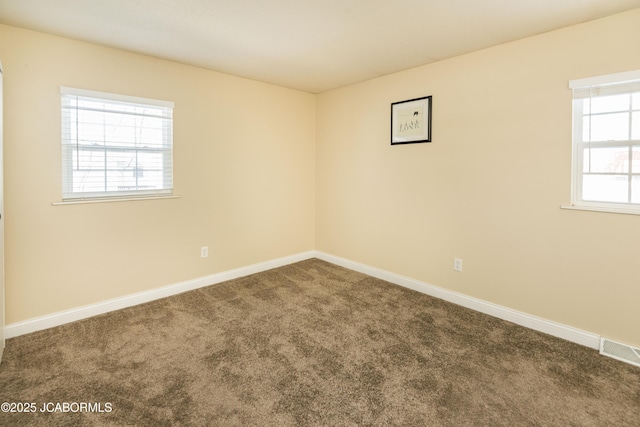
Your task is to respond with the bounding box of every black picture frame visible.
[391,96,432,145]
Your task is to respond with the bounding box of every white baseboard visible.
[6,250,601,350]
[5,251,317,339]
[314,252,601,349]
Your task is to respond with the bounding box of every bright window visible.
[570,70,640,213]
[61,87,174,201]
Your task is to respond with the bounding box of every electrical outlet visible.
[453,258,463,272]
[201,246,208,258]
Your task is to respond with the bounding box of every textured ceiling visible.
[0,0,639,93]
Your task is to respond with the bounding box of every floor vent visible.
[600,338,640,368]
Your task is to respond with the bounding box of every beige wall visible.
[0,25,316,323]
[316,9,640,347]
[2,8,640,348]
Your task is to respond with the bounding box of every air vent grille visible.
[600,338,640,368]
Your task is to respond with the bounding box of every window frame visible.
[568,70,640,215]
[60,87,174,202]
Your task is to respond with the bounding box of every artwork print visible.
[391,96,432,145]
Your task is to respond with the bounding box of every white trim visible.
[5,251,316,338]
[314,252,600,349]
[52,195,180,206]
[569,69,640,89]
[60,86,174,108]
[560,204,640,216]
[6,250,601,350]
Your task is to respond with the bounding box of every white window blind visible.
[569,71,640,212]
[61,87,174,201]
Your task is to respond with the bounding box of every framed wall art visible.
[390,96,432,145]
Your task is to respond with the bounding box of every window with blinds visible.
[61,87,174,201]
[569,70,640,213]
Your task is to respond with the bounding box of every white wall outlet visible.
[453,258,463,272]
[201,246,208,258]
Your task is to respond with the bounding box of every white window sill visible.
[52,195,180,206]
[560,204,640,216]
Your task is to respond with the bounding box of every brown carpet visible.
[0,258,638,426]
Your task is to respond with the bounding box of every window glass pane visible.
[582,174,628,203]
[632,176,640,204]
[106,170,136,192]
[102,151,166,191]
[72,171,105,193]
[75,149,105,170]
[590,94,629,114]
[106,151,136,171]
[104,112,136,146]
[96,114,166,148]
[583,113,629,142]
[140,118,165,148]
[137,151,164,171]
[632,112,640,141]
[77,110,106,145]
[582,147,629,173]
[138,171,164,190]
[79,98,106,111]
[633,93,640,109]
[633,147,640,173]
